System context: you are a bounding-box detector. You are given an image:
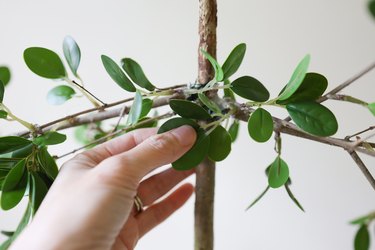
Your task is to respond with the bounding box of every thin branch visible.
[345,126,375,140]
[350,130,375,150]
[111,104,128,133]
[348,151,375,190]
[71,80,107,106]
[325,94,368,106]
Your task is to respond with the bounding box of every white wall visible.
[1,0,375,249]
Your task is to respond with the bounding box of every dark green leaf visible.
[121,58,155,91]
[101,55,136,92]
[0,110,8,119]
[285,184,305,212]
[368,102,375,116]
[24,47,66,79]
[224,88,236,100]
[0,137,32,155]
[350,214,372,225]
[278,54,310,100]
[0,67,11,86]
[231,76,270,102]
[126,90,143,126]
[268,157,289,188]
[222,43,246,80]
[1,231,14,237]
[286,101,338,136]
[0,80,4,103]
[37,147,58,180]
[354,225,370,250]
[228,120,239,142]
[47,85,75,105]
[245,186,270,211]
[201,49,224,82]
[169,99,211,120]
[1,160,27,210]
[158,117,199,134]
[140,98,153,118]
[11,144,33,158]
[30,172,48,213]
[198,93,221,114]
[248,108,273,143]
[208,125,232,161]
[276,73,328,105]
[33,131,67,146]
[368,0,375,20]
[63,36,81,76]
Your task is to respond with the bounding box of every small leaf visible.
[268,157,289,188]
[246,186,270,211]
[368,102,375,116]
[30,172,49,213]
[24,47,66,79]
[126,90,143,126]
[228,120,239,142]
[222,43,246,80]
[33,131,67,146]
[140,98,153,118]
[158,117,199,134]
[121,58,155,91]
[63,36,81,76]
[169,99,211,120]
[1,160,28,210]
[36,147,58,180]
[198,93,221,114]
[286,101,338,136]
[354,225,370,250]
[278,54,310,100]
[208,125,232,161]
[0,80,4,103]
[1,231,14,237]
[0,137,32,155]
[101,55,136,92]
[47,85,75,105]
[0,67,11,86]
[248,108,273,143]
[368,0,375,20]
[201,49,224,82]
[350,215,372,225]
[285,184,305,212]
[231,76,270,102]
[0,110,8,119]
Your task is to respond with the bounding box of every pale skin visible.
[10,125,197,250]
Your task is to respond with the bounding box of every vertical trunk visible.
[195,1,217,250]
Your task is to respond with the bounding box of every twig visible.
[348,151,375,190]
[325,94,368,106]
[350,130,375,150]
[111,104,128,133]
[71,80,107,106]
[345,126,375,140]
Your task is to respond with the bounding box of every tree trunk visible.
[194,1,217,250]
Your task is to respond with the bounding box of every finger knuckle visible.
[147,132,179,155]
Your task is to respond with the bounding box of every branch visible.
[348,151,375,190]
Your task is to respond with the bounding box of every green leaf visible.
[224,88,236,100]
[30,172,48,213]
[0,231,14,237]
[285,184,305,212]
[286,101,338,136]
[0,110,8,119]
[276,73,328,105]
[350,214,372,225]
[368,102,375,116]
[140,98,153,118]
[201,49,224,82]
[11,144,33,158]
[208,125,232,161]
[63,36,81,77]
[1,160,27,210]
[368,0,375,20]
[248,108,273,143]
[101,55,136,92]
[128,117,158,131]
[278,54,310,100]
[126,90,143,126]
[23,47,66,79]
[198,93,221,114]
[222,43,246,80]
[228,120,239,142]
[231,76,270,102]
[245,186,270,211]
[169,99,211,120]
[0,80,4,103]
[37,147,58,180]
[47,85,75,105]
[268,157,289,188]
[121,58,155,91]
[0,137,32,155]
[0,67,11,86]
[33,131,67,146]
[354,225,370,250]
[0,238,12,250]
[158,117,199,134]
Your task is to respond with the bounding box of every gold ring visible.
[134,195,144,214]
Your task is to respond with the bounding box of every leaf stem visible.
[0,104,35,132]
[65,78,105,108]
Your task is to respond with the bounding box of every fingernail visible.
[170,125,197,147]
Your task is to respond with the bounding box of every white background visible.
[1,0,375,249]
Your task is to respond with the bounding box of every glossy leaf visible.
[228,120,239,142]
[30,172,48,213]
[198,93,221,114]
[0,80,4,103]
[246,186,270,211]
[24,47,66,79]
[0,137,32,155]
[369,0,375,20]
[37,147,58,180]
[33,131,67,146]
[222,43,246,80]
[231,76,270,102]
[268,157,289,188]
[101,55,136,92]
[126,90,143,126]
[285,184,305,212]
[47,85,75,105]
[63,36,81,76]
[368,102,375,116]
[354,225,370,250]
[201,49,224,82]
[140,98,153,118]
[1,160,27,210]
[277,73,328,105]
[248,108,273,143]
[158,117,199,134]
[0,67,11,86]
[208,125,232,161]
[11,144,33,158]
[286,101,338,136]
[278,54,310,100]
[169,99,211,120]
[121,58,155,91]
[0,110,8,119]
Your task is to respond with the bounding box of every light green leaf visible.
[208,125,232,161]
[231,76,270,102]
[285,183,305,212]
[201,49,224,82]
[24,47,67,79]
[248,108,273,143]
[268,157,289,188]
[0,137,32,155]
[354,224,370,250]
[30,172,48,213]
[140,98,153,118]
[101,55,136,92]
[278,54,310,100]
[47,85,75,105]
[63,36,81,76]
[222,43,246,80]
[246,186,270,211]
[169,99,211,120]
[350,214,372,225]
[286,101,338,136]
[198,93,221,114]
[368,102,375,116]
[228,120,239,142]
[0,67,11,86]
[126,90,143,126]
[121,58,155,91]
[33,131,67,146]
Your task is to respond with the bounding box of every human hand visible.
[10,126,197,250]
